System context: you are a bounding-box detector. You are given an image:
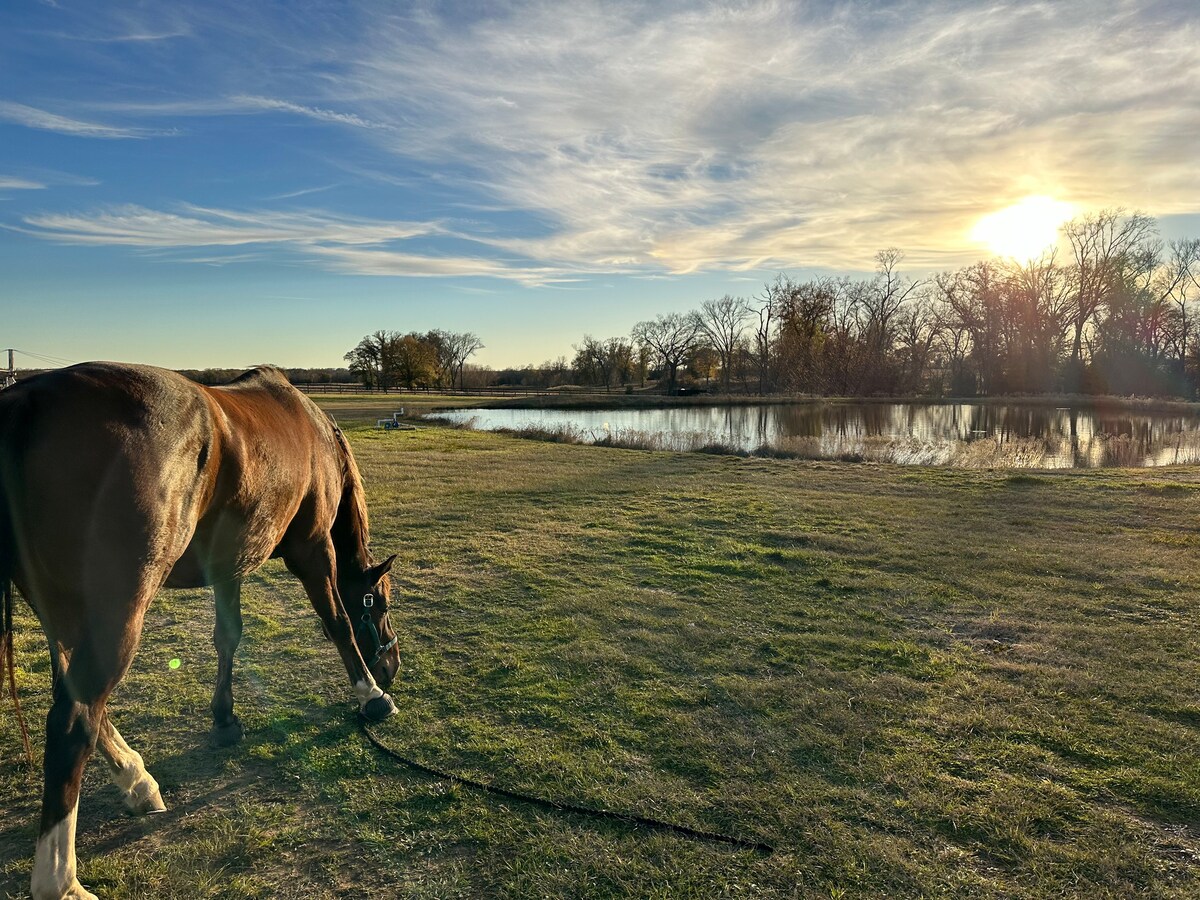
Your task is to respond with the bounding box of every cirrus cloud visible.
[0,100,172,139]
[18,203,572,284]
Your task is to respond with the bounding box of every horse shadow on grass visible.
[0,703,397,898]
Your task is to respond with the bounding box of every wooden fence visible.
[292,384,556,397]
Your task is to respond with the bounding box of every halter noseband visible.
[355,593,398,669]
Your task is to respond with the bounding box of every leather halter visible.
[355,593,398,669]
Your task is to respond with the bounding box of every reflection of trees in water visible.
[758,403,1200,467]
[448,404,1200,468]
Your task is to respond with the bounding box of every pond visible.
[428,402,1200,468]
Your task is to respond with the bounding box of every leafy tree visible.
[344,330,395,390]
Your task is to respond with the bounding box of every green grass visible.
[4,424,1200,897]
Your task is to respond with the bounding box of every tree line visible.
[488,210,1200,398]
[342,330,484,390]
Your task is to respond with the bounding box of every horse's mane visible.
[328,421,372,570]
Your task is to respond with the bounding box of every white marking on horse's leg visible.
[109,747,165,815]
[97,719,165,815]
[31,802,97,900]
[354,678,384,707]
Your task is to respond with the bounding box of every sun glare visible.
[970,196,1076,261]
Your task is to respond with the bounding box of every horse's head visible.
[341,553,401,690]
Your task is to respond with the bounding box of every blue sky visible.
[2,1,1198,369]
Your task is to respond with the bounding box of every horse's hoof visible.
[123,779,167,816]
[361,693,397,722]
[38,879,98,899]
[211,718,245,748]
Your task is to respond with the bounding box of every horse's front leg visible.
[284,540,396,721]
[210,578,245,746]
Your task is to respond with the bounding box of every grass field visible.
[3,416,1200,897]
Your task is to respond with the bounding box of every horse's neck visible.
[332,478,371,571]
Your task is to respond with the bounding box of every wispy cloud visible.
[0,101,169,139]
[0,177,45,190]
[231,95,394,131]
[305,244,570,282]
[267,184,339,201]
[36,27,189,42]
[24,3,193,43]
[22,205,434,247]
[18,204,567,284]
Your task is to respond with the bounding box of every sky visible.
[2,0,1199,370]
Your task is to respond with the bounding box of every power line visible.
[11,348,78,367]
[1,349,79,389]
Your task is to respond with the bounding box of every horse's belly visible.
[163,551,210,589]
[166,507,281,588]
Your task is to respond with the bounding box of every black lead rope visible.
[357,715,775,854]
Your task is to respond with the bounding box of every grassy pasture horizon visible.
[2,416,1200,897]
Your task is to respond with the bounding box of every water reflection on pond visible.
[429,403,1200,468]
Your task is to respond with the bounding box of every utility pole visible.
[2,349,14,389]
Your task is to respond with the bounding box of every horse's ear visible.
[369,554,397,586]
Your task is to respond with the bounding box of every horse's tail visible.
[0,395,34,766]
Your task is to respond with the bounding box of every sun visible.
[970,196,1076,261]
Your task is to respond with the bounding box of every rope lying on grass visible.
[357,715,775,854]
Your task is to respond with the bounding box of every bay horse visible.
[0,362,401,900]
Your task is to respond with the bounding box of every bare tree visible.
[824,277,864,394]
[696,295,751,393]
[572,335,632,391]
[1063,209,1157,384]
[753,279,782,395]
[441,332,485,391]
[1003,251,1073,392]
[632,312,703,394]
[1157,239,1200,368]
[894,293,941,394]
[774,276,838,392]
[858,249,922,393]
[424,330,454,388]
[931,280,974,395]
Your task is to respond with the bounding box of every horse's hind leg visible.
[32,652,112,900]
[32,573,155,900]
[210,578,245,746]
[96,715,165,815]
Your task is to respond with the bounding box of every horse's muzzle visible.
[370,642,399,691]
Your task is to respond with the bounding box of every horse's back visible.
[1,363,341,600]
[0,363,219,641]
